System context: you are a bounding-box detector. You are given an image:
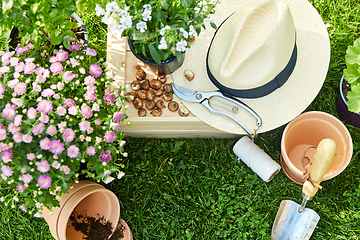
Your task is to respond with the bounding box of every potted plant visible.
[95,0,218,74]
[0,39,129,218]
[336,37,360,127]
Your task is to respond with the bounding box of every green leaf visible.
[31,3,39,14]
[347,83,360,113]
[50,35,61,45]
[63,38,70,49]
[148,44,161,64]
[345,38,360,65]
[161,0,168,9]
[343,64,360,84]
[182,0,188,9]
[210,22,217,30]
[2,0,13,14]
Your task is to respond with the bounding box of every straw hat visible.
[172,0,330,135]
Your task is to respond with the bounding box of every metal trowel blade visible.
[271,200,320,240]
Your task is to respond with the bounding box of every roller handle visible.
[302,138,337,197]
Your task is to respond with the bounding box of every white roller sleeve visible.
[233,136,281,182]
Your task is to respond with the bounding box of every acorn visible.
[178,107,190,117]
[145,100,156,110]
[135,69,146,80]
[146,89,156,101]
[184,69,195,81]
[168,101,179,112]
[131,80,141,91]
[139,79,150,90]
[163,83,172,93]
[150,79,162,90]
[162,92,173,102]
[157,75,167,84]
[156,99,166,109]
[138,108,147,117]
[133,98,143,109]
[154,89,164,97]
[151,108,162,117]
[137,89,148,100]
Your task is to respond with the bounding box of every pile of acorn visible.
[125,68,190,117]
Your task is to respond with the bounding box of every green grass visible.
[1,0,360,239]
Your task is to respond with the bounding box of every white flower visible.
[179,28,189,38]
[158,37,168,50]
[95,4,105,16]
[143,4,152,11]
[120,15,132,29]
[204,18,214,27]
[110,24,124,38]
[142,9,152,21]
[176,39,188,52]
[106,1,120,13]
[102,14,114,25]
[189,25,198,37]
[136,21,147,33]
[160,25,171,36]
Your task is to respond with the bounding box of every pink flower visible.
[37,160,50,173]
[23,62,36,74]
[120,140,126,148]
[27,153,35,161]
[63,98,76,108]
[21,174,33,183]
[47,125,57,136]
[1,165,13,177]
[103,92,115,104]
[13,132,23,143]
[50,140,64,154]
[70,57,79,67]
[39,113,49,123]
[85,92,97,102]
[14,82,26,95]
[81,105,93,119]
[63,71,74,82]
[34,67,45,75]
[41,88,55,97]
[86,48,97,56]
[89,64,103,78]
[112,123,120,131]
[79,67,86,74]
[0,129,6,141]
[27,107,37,119]
[69,44,82,51]
[95,119,102,126]
[49,56,57,63]
[57,82,64,90]
[39,137,51,150]
[104,131,116,143]
[14,114,23,126]
[92,103,100,111]
[87,127,93,134]
[11,98,23,107]
[79,121,90,131]
[99,150,111,163]
[16,184,26,193]
[67,145,79,158]
[38,175,52,189]
[104,176,115,184]
[62,165,71,174]
[63,128,75,142]
[56,50,68,62]
[68,106,78,115]
[1,150,13,163]
[113,112,123,123]
[86,146,96,156]
[56,106,67,116]
[50,62,63,75]
[16,45,29,54]
[22,134,33,143]
[37,100,53,114]
[52,161,61,169]
[84,76,96,86]
[19,205,27,212]
[32,123,45,136]
[0,82,5,94]
[33,82,42,91]
[2,107,16,120]
[8,123,19,133]
[15,62,25,72]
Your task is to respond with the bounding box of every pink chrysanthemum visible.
[37,100,53,114]
[63,98,76,108]
[92,103,100,111]
[86,146,96,156]
[81,105,93,119]
[84,92,97,102]
[61,165,71,174]
[41,88,55,97]
[70,57,80,67]
[89,64,103,78]
[79,121,91,131]
[50,62,63,75]
[8,123,19,133]
[39,137,51,150]
[68,106,78,115]
[21,174,33,184]
[104,131,116,143]
[84,76,96,86]
[99,151,111,163]
[0,129,6,141]
[15,62,25,72]
[38,175,52,189]
[63,128,75,142]
[16,45,29,55]
[32,123,45,136]
[103,92,115,104]
[11,98,23,107]
[0,82,5,95]
[63,71,74,82]
[56,106,67,116]
[113,112,123,123]
[79,67,86,74]
[2,107,16,120]
[34,67,45,75]
[50,140,64,155]
[27,153,35,161]
[22,134,33,143]
[39,113,49,123]
[1,165,13,177]
[47,125,57,136]
[19,205,27,212]
[56,50,68,62]
[112,123,120,132]
[86,48,97,56]
[1,150,13,163]
[120,140,126,148]
[16,184,26,193]
[95,119,102,126]
[67,145,79,158]
[27,107,37,119]
[37,160,50,173]
[69,44,82,51]
[13,132,23,143]
[14,82,26,95]
[52,161,61,169]
[23,62,36,74]
[14,114,23,126]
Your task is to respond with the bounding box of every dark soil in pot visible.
[341,79,351,101]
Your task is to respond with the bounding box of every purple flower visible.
[89,64,103,78]
[85,91,97,102]
[67,145,79,158]
[32,123,45,136]
[113,112,123,123]
[63,128,75,142]
[37,100,53,114]
[104,131,116,143]
[50,140,64,155]
[103,92,115,104]
[99,150,111,163]
[38,175,52,189]
[39,137,51,150]
[50,62,63,75]
[16,184,26,193]
[65,36,76,41]
[1,150,13,162]
[69,44,82,51]
[19,205,27,212]
[81,105,93,119]
[47,125,57,136]
[21,174,33,184]
[1,165,13,177]
[14,82,26,95]
[2,107,16,120]
[56,50,68,62]
[86,48,97,56]
[63,98,76,108]
[86,146,96,156]
[27,107,37,119]
[37,160,50,173]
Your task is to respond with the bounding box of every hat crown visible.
[208,0,296,89]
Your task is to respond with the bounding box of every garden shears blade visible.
[171,84,262,137]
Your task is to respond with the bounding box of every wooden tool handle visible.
[302,138,337,197]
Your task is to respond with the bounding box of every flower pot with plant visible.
[0,40,128,219]
[336,37,360,128]
[95,0,218,75]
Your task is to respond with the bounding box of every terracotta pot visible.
[280,111,353,184]
[120,219,133,240]
[336,75,360,128]
[42,180,121,240]
[128,37,185,75]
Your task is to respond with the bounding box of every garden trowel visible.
[271,138,337,240]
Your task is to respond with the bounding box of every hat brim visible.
[172,0,330,135]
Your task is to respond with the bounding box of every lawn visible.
[1,0,360,239]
